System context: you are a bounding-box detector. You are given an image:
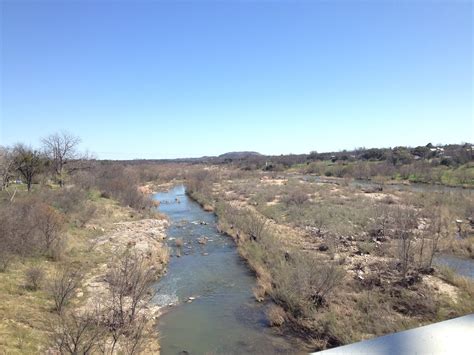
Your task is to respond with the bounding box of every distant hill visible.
[218,151,262,160]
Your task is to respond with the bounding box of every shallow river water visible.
[435,255,474,279]
[152,185,302,355]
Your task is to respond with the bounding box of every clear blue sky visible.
[1,0,472,159]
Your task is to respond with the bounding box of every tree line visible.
[1,131,83,192]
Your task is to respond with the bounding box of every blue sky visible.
[1,0,472,159]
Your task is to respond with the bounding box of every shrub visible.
[0,198,43,257]
[93,165,154,210]
[24,266,45,291]
[0,250,14,272]
[44,187,88,215]
[242,211,267,241]
[252,283,266,302]
[358,241,375,255]
[48,268,83,314]
[104,252,157,352]
[0,196,69,260]
[266,304,285,327]
[52,310,104,354]
[33,203,66,256]
[272,255,345,318]
[71,170,96,190]
[282,188,309,206]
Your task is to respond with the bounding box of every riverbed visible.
[300,174,473,195]
[152,185,302,355]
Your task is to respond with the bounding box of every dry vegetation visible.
[185,166,474,351]
[1,138,472,353]
[0,133,169,354]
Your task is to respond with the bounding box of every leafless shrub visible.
[74,203,97,228]
[94,165,153,210]
[50,236,68,262]
[48,268,83,314]
[272,255,345,318]
[116,314,150,355]
[381,195,396,205]
[371,203,391,240]
[0,198,43,257]
[71,170,96,190]
[282,187,309,206]
[52,310,104,354]
[425,209,449,269]
[243,211,267,241]
[394,206,418,280]
[185,169,210,193]
[24,266,45,291]
[104,252,157,353]
[0,250,14,272]
[43,186,88,215]
[0,195,69,260]
[33,203,66,256]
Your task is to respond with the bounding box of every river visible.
[151,184,473,354]
[152,185,302,355]
[435,255,474,279]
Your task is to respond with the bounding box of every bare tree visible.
[13,144,43,191]
[53,310,104,354]
[42,132,81,187]
[48,268,83,314]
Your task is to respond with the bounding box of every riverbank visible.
[81,217,169,352]
[0,189,169,353]
[184,170,474,351]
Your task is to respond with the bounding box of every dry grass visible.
[266,304,286,327]
[0,258,57,353]
[187,167,474,350]
[0,188,165,353]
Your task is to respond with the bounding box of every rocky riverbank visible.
[81,218,170,353]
